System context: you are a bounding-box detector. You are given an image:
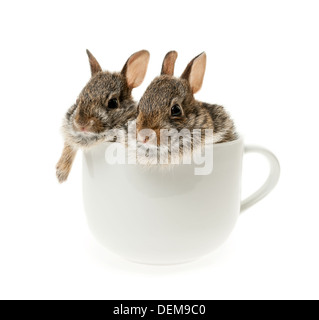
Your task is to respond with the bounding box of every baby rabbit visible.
[56,49,150,183]
[136,51,237,163]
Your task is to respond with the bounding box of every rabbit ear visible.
[122,50,150,89]
[161,51,178,76]
[181,52,207,94]
[86,49,102,76]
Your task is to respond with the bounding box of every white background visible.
[0,0,318,300]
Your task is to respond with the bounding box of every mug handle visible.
[240,145,280,213]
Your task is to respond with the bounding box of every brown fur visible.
[161,51,178,76]
[136,52,237,150]
[86,49,102,76]
[56,144,77,183]
[56,50,150,183]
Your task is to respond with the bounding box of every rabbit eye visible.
[171,104,182,117]
[108,98,118,109]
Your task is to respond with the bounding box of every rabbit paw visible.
[56,162,70,183]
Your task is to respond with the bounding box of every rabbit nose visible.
[74,119,93,132]
[137,129,160,145]
[137,133,149,144]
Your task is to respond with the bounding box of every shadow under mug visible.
[83,137,280,265]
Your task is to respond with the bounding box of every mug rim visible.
[209,135,243,148]
[100,135,244,148]
[98,135,244,170]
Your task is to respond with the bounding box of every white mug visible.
[82,137,280,265]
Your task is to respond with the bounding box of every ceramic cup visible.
[82,137,280,265]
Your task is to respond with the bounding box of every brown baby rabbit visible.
[136,51,237,163]
[56,49,150,183]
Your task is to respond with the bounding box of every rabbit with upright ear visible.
[136,51,237,162]
[56,49,150,183]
